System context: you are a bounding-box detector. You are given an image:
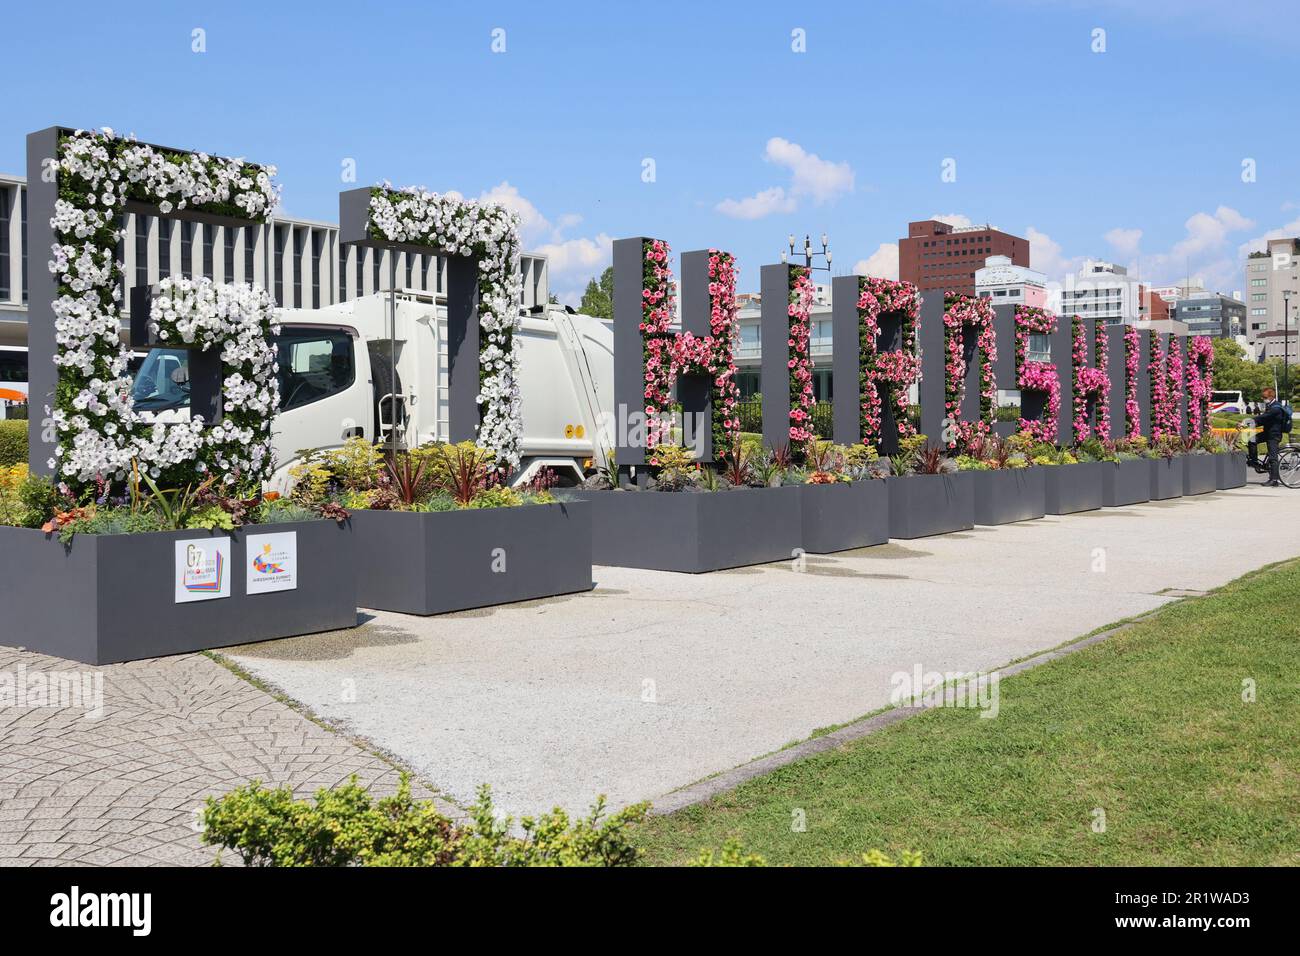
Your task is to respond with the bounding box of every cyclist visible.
[1247,387,1289,487]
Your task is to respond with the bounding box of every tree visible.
[579,266,614,319]
[1212,338,1274,401]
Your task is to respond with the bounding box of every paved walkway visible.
[0,649,422,866]
[1,477,1294,864]
[219,479,1300,820]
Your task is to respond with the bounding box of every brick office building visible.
[898,219,1030,296]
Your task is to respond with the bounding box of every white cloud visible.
[715,186,798,220]
[763,137,855,204]
[1104,227,1143,257]
[853,243,899,281]
[1238,210,1300,259]
[534,233,613,278]
[715,138,854,220]
[478,182,551,244]
[1026,226,1081,284]
[931,213,974,229]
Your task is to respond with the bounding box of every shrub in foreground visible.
[201,774,648,867]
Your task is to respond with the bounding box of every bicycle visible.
[1248,440,1300,488]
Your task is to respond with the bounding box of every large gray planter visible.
[1215,451,1247,490]
[971,468,1047,525]
[800,479,889,553]
[886,472,975,539]
[1182,453,1218,496]
[562,486,802,573]
[0,521,356,665]
[1149,457,1184,500]
[348,501,593,614]
[1100,458,1151,507]
[1043,462,1105,515]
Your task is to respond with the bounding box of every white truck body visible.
[266,289,615,486]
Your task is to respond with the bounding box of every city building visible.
[1057,259,1142,325]
[899,219,1029,297]
[975,255,1047,308]
[1170,291,1246,339]
[1244,238,1300,358]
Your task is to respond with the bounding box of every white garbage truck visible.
[128,255,616,487]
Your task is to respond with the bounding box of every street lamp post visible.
[780,233,833,273]
[1280,288,1293,397]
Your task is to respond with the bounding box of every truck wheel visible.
[368,343,404,444]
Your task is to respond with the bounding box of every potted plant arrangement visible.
[954,433,1047,526]
[0,463,355,665]
[1211,431,1248,490]
[1038,442,1105,516]
[794,440,889,554]
[288,439,592,615]
[885,435,975,539]
[1083,437,1151,508]
[1179,434,1219,496]
[564,438,803,573]
[1148,436,1185,501]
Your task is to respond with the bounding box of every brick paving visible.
[0,646,426,867]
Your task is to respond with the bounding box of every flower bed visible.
[349,502,592,614]
[1043,461,1105,515]
[1215,451,1247,490]
[1149,455,1184,500]
[800,479,889,554]
[970,468,1046,525]
[886,473,975,539]
[0,520,355,665]
[1099,458,1151,508]
[564,486,802,573]
[1181,452,1218,496]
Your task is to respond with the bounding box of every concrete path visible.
[0,648,428,866]
[220,479,1299,820]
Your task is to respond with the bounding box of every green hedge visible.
[0,420,26,467]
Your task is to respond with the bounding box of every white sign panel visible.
[174,537,232,603]
[246,531,299,595]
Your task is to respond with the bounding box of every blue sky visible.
[1,0,1295,303]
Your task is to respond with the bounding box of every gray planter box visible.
[1149,458,1184,500]
[971,468,1047,525]
[800,479,889,553]
[563,486,802,573]
[1215,451,1247,490]
[886,472,975,539]
[0,521,356,665]
[349,501,593,614]
[1100,458,1151,507]
[1182,453,1218,496]
[1043,461,1105,515]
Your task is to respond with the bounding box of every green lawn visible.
[635,560,1300,866]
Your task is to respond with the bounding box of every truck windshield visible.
[131,348,191,412]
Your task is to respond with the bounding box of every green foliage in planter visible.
[201,774,647,867]
[0,469,59,529]
[0,420,25,467]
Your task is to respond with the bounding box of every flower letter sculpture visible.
[365,186,524,469]
[1149,334,1183,440]
[639,240,741,454]
[1185,336,1214,440]
[943,293,998,448]
[1071,315,1111,442]
[50,128,279,490]
[787,267,817,457]
[1124,324,1142,440]
[1013,305,1059,443]
[855,277,921,449]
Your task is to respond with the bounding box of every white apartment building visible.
[1058,259,1142,325]
[1244,237,1300,360]
[975,255,1047,308]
